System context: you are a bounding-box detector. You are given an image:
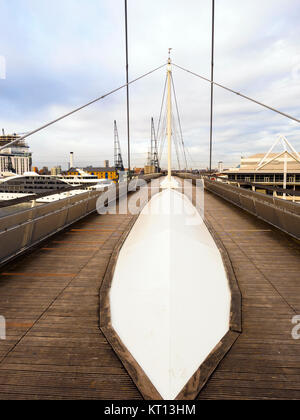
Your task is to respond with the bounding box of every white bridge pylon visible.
[157,50,188,182]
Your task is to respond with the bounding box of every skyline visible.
[0,0,300,169]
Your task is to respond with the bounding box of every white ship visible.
[0,170,112,203]
[56,168,113,188]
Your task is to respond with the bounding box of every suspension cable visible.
[186,147,196,169]
[174,114,187,171]
[159,106,167,161]
[171,73,188,170]
[156,73,168,150]
[175,121,187,170]
[172,111,181,170]
[0,63,167,152]
[173,63,300,124]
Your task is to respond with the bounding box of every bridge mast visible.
[167,49,172,182]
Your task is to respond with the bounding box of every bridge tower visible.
[167,49,172,182]
[114,120,124,172]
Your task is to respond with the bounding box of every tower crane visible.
[114,121,124,172]
[150,117,160,173]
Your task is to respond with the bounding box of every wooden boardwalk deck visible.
[199,190,300,400]
[0,209,142,400]
[0,182,299,400]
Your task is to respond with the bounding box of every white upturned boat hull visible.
[110,186,231,400]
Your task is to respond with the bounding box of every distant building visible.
[144,165,156,175]
[0,133,32,175]
[51,166,62,176]
[224,144,300,199]
[218,161,224,173]
[225,153,300,185]
[39,167,50,175]
[67,166,118,182]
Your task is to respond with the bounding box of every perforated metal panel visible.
[0,191,103,265]
[0,175,162,266]
[203,179,300,240]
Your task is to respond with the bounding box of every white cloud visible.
[1,0,299,169]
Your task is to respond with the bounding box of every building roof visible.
[68,167,116,172]
[224,151,300,174]
[83,166,116,172]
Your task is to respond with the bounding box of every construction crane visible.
[150,117,160,173]
[114,120,124,172]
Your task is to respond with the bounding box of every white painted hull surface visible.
[110,187,231,400]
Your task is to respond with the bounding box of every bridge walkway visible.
[200,189,300,400]
[0,180,299,399]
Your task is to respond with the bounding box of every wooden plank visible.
[0,207,142,399]
[197,187,300,400]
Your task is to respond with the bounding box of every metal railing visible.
[0,189,103,265]
[0,174,162,266]
[175,173,300,240]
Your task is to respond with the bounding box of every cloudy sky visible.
[0,0,299,170]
